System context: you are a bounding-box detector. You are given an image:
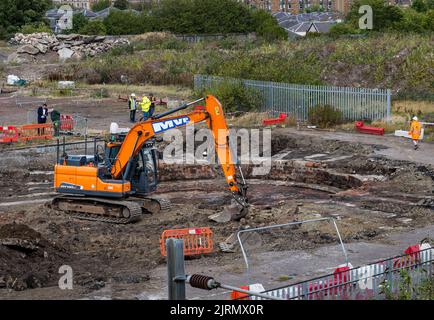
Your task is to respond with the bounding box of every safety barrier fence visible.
[194,74,391,122]
[26,111,88,136]
[0,126,19,143]
[160,227,213,257]
[250,247,433,300]
[18,123,53,141]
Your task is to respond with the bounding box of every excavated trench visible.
[0,132,433,295]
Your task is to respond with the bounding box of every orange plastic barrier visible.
[0,126,19,143]
[230,286,250,300]
[19,123,53,141]
[160,227,213,257]
[263,113,287,126]
[60,115,74,131]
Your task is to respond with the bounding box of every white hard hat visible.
[131,93,136,97]
[412,116,418,121]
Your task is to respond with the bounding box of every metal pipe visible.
[84,135,87,156]
[237,217,347,270]
[152,97,205,120]
[331,218,349,266]
[56,138,59,164]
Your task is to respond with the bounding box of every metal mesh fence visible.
[194,74,391,122]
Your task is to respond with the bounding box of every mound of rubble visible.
[0,223,69,291]
[8,32,130,63]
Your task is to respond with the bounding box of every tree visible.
[103,10,145,35]
[412,0,428,12]
[346,0,403,31]
[91,0,111,12]
[70,13,89,33]
[113,0,129,10]
[79,20,107,35]
[151,0,255,34]
[0,0,53,39]
[251,9,287,41]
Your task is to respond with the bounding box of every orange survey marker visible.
[160,227,213,257]
[0,126,19,143]
[19,123,53,141]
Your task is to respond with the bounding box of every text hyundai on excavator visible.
[51,95,248,224]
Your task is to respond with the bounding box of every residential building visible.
[52,0,99,10]
[273,11,342,36]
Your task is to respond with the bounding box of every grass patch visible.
[393,100,434,117]
[227,112,268,127]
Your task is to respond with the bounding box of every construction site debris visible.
[9,33,130,61]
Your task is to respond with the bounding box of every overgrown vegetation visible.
[308,105,343,128]
[384,270,434,300]
[63,33,433,101]
[0,0,52,39]
[196,81,263,113]
[330,0,434,35]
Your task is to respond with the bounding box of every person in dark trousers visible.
[37,104,49,135]
[37,104,48,124]
[49,108,61,137]
[148,93,157,118]
[128,93,137,122]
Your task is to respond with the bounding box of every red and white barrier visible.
[0,125,19,143]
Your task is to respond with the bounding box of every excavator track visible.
[51,196,142,224]
[51,195,172,224]
[136,196,172,214]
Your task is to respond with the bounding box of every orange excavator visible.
[51,95,248,224]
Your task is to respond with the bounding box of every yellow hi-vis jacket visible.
[409,120,422,140]
[140,96,151,112]
[128,97,136,110]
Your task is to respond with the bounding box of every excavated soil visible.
[0,128,433,298]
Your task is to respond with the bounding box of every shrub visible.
[92,0,111,12]
[108,44,135,56]
[103,10,146,35]
[308,104,343,128]
[79,20,107,35]
[198,81,263,113]
[251,9,287,41]
[20,22,52,34]
[113,0,129,10]
[329,23,359,36]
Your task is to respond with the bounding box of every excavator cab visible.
[104,135,159,195]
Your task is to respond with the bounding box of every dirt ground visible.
[0,94,433,299]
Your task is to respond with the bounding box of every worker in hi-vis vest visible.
[140,95,152,121]
[409,116,422,150]
[128,93,137,123]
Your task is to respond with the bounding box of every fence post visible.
[386,89,391,122]
[167,238,186,300]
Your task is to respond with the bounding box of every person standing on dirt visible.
[140,94,151,121]
[49,108,61,137]
[37,104,49,135]
[148,93,157,118]
[128,93,137,123]
[37,104,48,124]
[409,116,422,150]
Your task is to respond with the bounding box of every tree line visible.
[0,0,287,41]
